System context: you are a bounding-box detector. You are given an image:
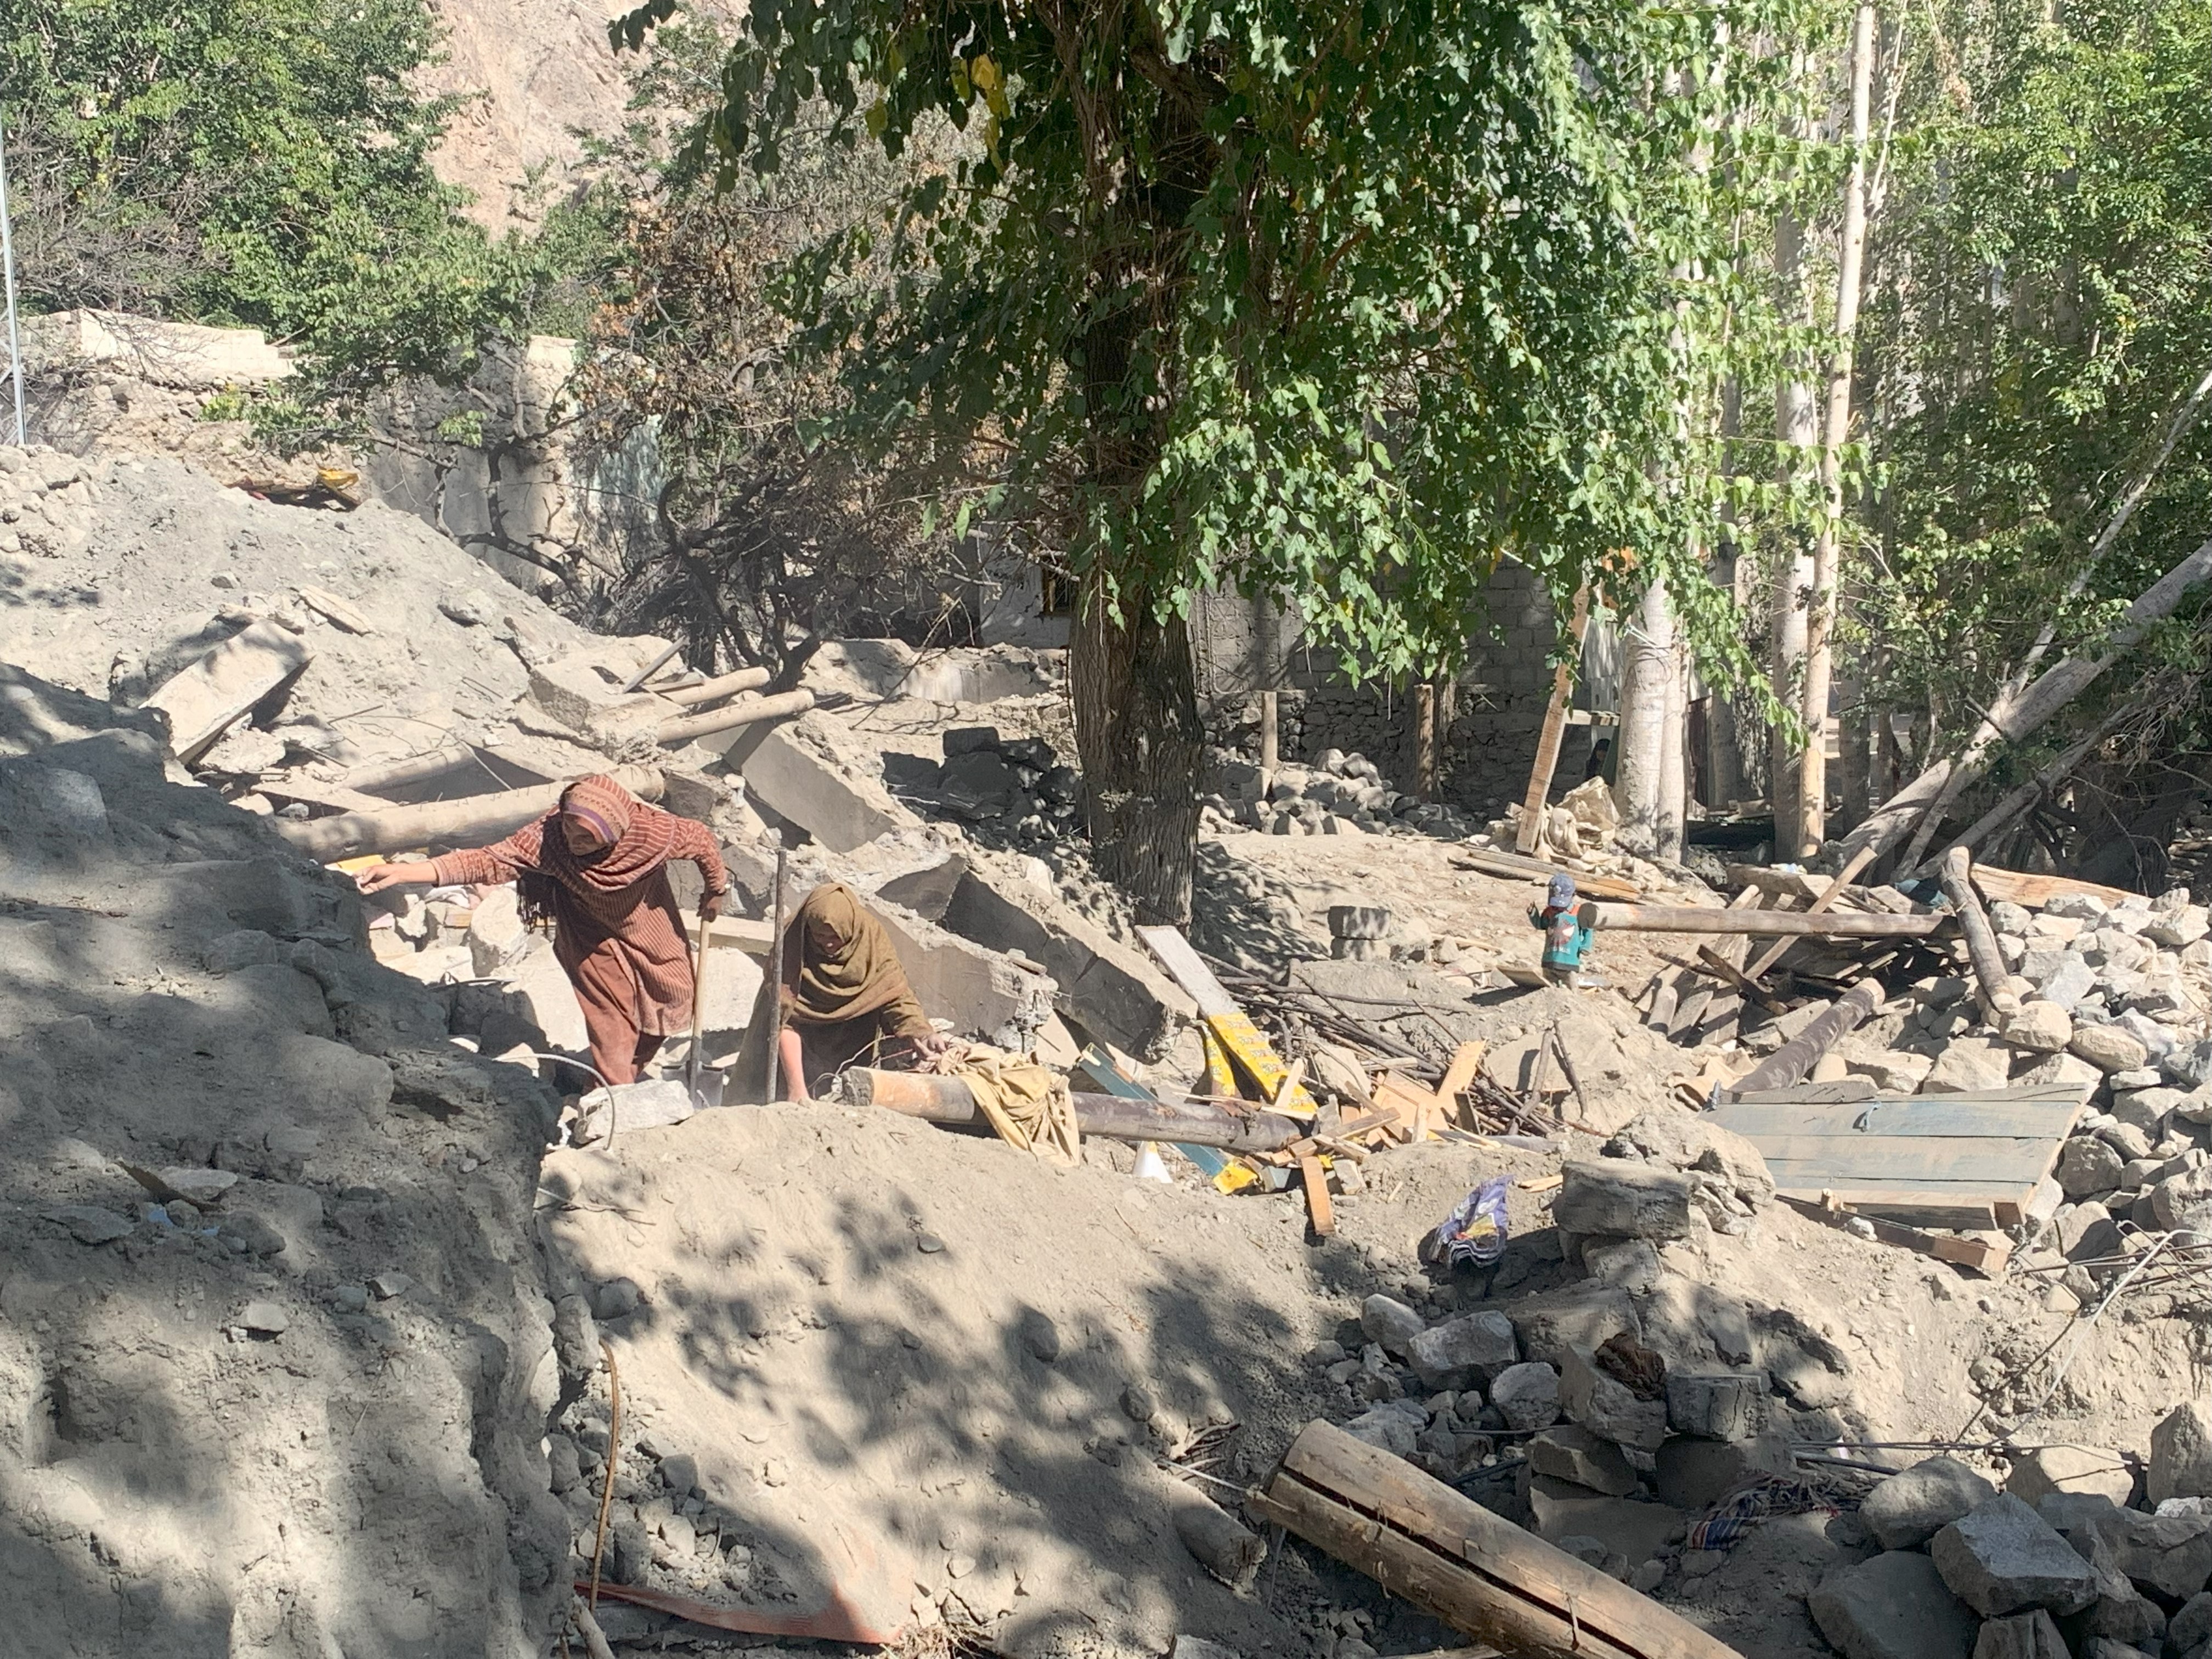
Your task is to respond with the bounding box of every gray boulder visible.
[2152,1403,2212,1505]
[1527,1425,1640,1497]
[1406,1311,1518,1391]
[1931,1494,2099,1616]
[1864,1457,2001,1551]
[1972,1610,2068,1659]
[1810,1551,1979,1659]
[1664,1372,1768,1442]
[1559,1345,1667,1452]
[1360,1294,1425,1358]
[1488,1362,1561,1431]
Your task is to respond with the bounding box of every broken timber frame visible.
[654,688,816,748]
[1938,847,2019,1018]
[844,1069,1307,1154]
[1251,1420,1746,1659]
[1513,585,1592,857]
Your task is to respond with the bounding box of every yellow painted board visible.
[1207,1011,1319,1119]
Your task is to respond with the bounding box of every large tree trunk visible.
[1073,568,1205,925]
[1616,574,1679,857]
[1770,206,1818,854]
[1797,2,1878,856]
[1843,533,2212,867]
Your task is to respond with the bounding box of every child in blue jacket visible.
[1530,873,1594,985]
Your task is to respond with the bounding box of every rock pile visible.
[888,723,1084,840]
[1202,746,1484,840]
[1309,1115,1830,1589]
[1811,1440,2212,1659]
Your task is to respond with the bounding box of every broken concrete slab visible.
[725,710,917,853]
[1810,1551,1980,1659]
[1505,1283,1639,1370]
[142,618,310,765]
[840,831,970,924]
[872,900,1056,1050]
[524,655,667,746]
[1863,1457,2001,1551]
[1553,1159,1692,1239]
[1932,1494,2099,1616]
[940,854,1195,1060]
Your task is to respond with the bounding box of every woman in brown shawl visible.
[357,774,729,1086]
[734,883,952,1101]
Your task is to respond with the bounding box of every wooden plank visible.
[1136,924,1240,1019]
[1768,1182,2031,1230]
[1437,1042,1488,1108]
[1721,1079,1881,1106]
[1711,1100,2084,1139]
[1512,584,1590,857]
[1585,902,1943,938]
[1299,1156,1336,1237]
[1776,1195,2012,1276]
[1139,924,1319,1117]
[1970,864,2138,911]
[1757,1137,2062,1185]
[297,584,374,635]
[1374,1075,1441,1142]
[1453,848,1640,902]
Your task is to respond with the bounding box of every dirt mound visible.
[0,667,570,1656]
[0,444,652,771]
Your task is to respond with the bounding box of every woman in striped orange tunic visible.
[358,775,729,1085]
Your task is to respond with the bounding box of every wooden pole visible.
[765,843,789,1102]
[1413,681,1438,801]
[337,743,476,797]
[1581,902,1940,939]
[655,689,816,748]
[1939,847,2019,1017]
[1726,978,1884,1094]
[658,665,772,708]
[844,1069,1307,1153]
[276,765,664,861]
[1515,586,1592,855]
[619,641,685,693]
[1259,690,1279,774]
[1251,1420,1747,1659]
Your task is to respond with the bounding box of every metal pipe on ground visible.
[275,765,664,861]
[1579,902,1942,939]
[844,1068,1307,1154]
[655,689,815,748]
[659,666,773,709]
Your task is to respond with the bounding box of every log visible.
[274,765,664,861]
[1250,1419,1745,1659]
[656,689,815,747]
[659,665,772,708]
[1452,848,1640,901]
[1726,978,1884,1095]
[1938,848,2019,1017]
[844,1068,1306,1153]
[618,641,685,693]
[337,743,477,797]
[1580,902,1941,939]
[1160,1471,1265,1582]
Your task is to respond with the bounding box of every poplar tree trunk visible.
[1797,2,1878,856]
[1072,568,1205,925]
[1616,574,1681,858]
[1771,202,1818,854]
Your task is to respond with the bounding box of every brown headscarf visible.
[517,774,680,928]
[778,883,919,1028]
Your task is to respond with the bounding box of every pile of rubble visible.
[1201,746,1485,840]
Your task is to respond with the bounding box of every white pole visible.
[0,111,25,445]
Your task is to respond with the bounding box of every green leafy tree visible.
[618,0,1802,919]
[3,0,606,407]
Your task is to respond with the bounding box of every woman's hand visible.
[698,890,724,923]
[356,861,438,895]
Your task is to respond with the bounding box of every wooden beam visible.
[1514,585,1592,856]
[1742,843,1880,982]
[1251,1420,1747,1659]
[658,665,772,708]
[276,765,664,861]
[1452,848,1641,901]
[842,1068,1306,1154]
[1726,978,1884,1094]
[655,689,816,748]
[1940,847,2021,1017]
[618,641,685,693]
[1582,903,1942,939]
[1299,1155,1336,1236]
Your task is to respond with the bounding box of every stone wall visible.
[1194,558,1606,812]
